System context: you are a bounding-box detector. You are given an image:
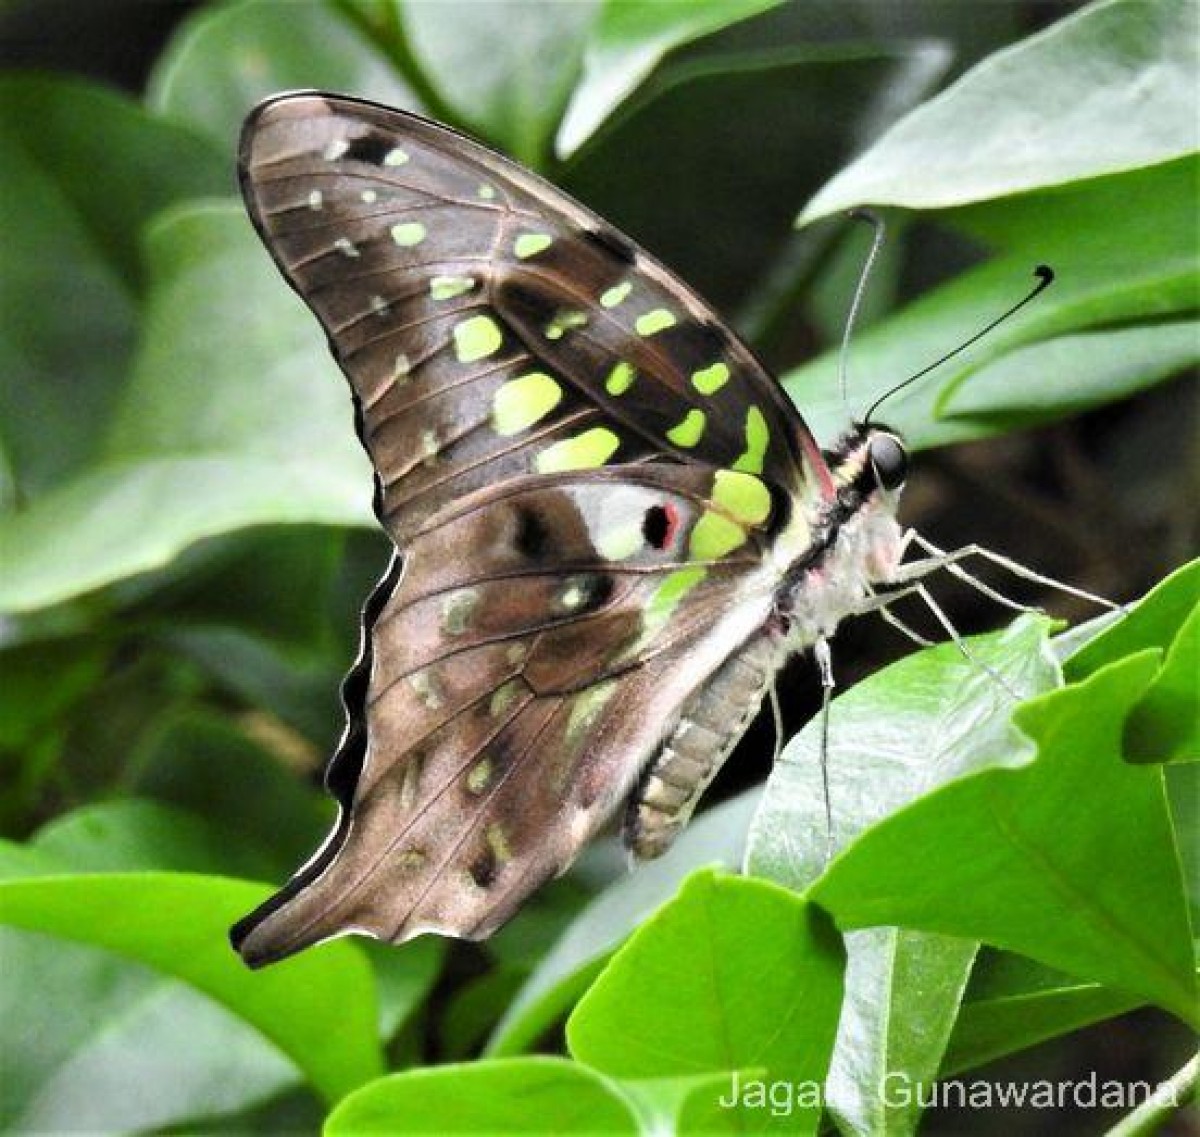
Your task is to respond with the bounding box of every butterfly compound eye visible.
[869,433,908,491]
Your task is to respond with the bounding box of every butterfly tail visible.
[230,813,370,968]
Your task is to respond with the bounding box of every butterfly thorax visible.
[776,425,907,650]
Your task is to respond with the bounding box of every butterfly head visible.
[828,422,909,504]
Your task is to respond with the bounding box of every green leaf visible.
[944,952,1145,1075]
[783,6,1199,454]
[826,931,977,1137]
[801,0,1199,222]
[747,616,1059,1137]
[1066,557,1200,762]
[0,75,224,500]
[31,799,281,880]
[1065,558,1199,680]
[126,708,332,877]
[567,871,844,1133]
[0,927,298,1134]
[557,0,784,156]
[937,320,1199,428]
[488,789,760,1057]
[565,42,950,317]
[784,159,1198,448]
[0,202,372,615]
[148,0,418,152]
[748,615,1061,882]
[0,873,384,1102]
[324,1056,638,1134]
[810,652,1198,1026]
[402,0,600,168]
[1128,602,1199,761]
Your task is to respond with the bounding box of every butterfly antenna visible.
[864,265,1055,425]
[837,209,888,414]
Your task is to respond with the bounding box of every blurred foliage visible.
[0,1,1195,1134]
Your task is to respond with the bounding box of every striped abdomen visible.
[624,632,782,859]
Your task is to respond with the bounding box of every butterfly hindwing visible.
[233,469,778,963]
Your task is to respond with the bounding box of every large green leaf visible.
[148,0,419,152]
[0,75,224,501]
[565,42,950,316]
[801,0,1199,221]
[811,652,1198,1026]
[557,0,784,156]
[324,1057,638,1134]
[401,0,600,168]
[0,203,371,614]
[1064,557,1200,762]
[488,790,760,1057]
[784,0,1199,453]
[0,927,298,1134]
[568,870,844,1135]
[747,616,1059,1137]
[944,952,1145,1076]
[784,158,1198,448]
[0,873,384,1103]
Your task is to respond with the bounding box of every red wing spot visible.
[643,503,679,550]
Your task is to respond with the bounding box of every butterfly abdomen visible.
[625,631,783,859]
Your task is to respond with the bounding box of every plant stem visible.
[1104,1052,1198,1137]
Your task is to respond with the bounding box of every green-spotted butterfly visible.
[231,93,1056,967]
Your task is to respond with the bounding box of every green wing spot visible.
[545,309,589,341]
[595,521,643,561]
[391,222,426,247]
[430,275,475,300]
[601,282,632,308]
[535,428,620,473]
[605,361,636,396]
[454,315,503,362]
[667,409,706,448]
[646,567,707,628]
[515,232,553,258]
[635,308,677,336]
[478,183,496,200]
[466,757,494,795]
[384,147,410,166]
[712,469,771,526]
[492,372,563,436]
[731,406,769,474]
[692,361,731,395]
[689,512,748,560]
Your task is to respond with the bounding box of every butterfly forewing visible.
[233,94,836,965]
[239,95,833,541]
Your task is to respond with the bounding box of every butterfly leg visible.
[903,531,1122,612]
[852,581,1021,700]
[876,603,935,648]
[814,636,836,862]
[892,531,1039,614]
[912,582,1022,700]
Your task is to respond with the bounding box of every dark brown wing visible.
[232,468,779,965]
[238,92,837,546]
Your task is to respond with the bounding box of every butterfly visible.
[230,92,965,967]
